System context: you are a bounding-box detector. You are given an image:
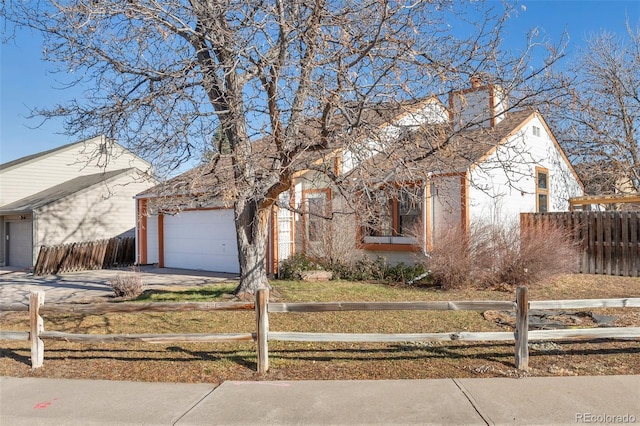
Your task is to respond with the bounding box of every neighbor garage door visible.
[7,220,33,267]
[163,209,240,273]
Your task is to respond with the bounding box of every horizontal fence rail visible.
[0,288,638,373]
[33,236,136,276]
[268,301,516,312]
[521,211,640,277]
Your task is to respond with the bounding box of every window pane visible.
[368,201,393,236]
[538,194,548,213]
[398,189,421,236]
[306,196,327,242]
[537,172,548,189]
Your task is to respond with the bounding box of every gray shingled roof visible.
[139,108,541,203]
[0,169,133,214]
[0,141,82,171]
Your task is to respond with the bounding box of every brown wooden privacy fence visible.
[1,289,639,373]
[33,237,136,276]
[521,211,640,277]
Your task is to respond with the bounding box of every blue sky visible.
[1,0,639,166]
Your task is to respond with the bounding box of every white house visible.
[135,80,584,274]
[0,136,157,268]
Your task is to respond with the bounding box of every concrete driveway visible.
[0,266,239,305]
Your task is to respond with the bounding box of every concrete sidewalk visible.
[1,375,638,425]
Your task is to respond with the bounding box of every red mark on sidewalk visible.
[34,398,58,409]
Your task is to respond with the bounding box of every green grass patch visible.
[133,283,238,302]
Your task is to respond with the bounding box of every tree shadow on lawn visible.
[0,346,256,370]
[269,342,514,366]
[3,340,637,371]
[269,341,640,368]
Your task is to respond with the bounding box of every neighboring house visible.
[136,80,584,274]
[0,136,157,268]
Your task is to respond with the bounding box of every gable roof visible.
[0,136,152,172]
[0,169,133,214]
[0,141,82,172]
[437,108,537,170]
[139,104,582,205]
[354,109,536,181]
[138,97,447,201]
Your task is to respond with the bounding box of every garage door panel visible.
[7,221,33,268]
[163,210,239,273]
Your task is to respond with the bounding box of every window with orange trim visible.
[301,189,331,253]
[363,186,422,247]
[536,167,549,213]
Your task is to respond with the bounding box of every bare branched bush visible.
[428,227,473,290]
[496,224,579,287]
[428,222,579,290]
[306,213,359,266]
[109,271,146,299]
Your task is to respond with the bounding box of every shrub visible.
[109,271,146,299]
[494,224,579,286]
[427,221,579,290]
[278,253,429,284]
[278,253,324,280]
[327,256,379,281]
[428,226,473,290]
[383,262,430,284]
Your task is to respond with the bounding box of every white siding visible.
[468,115,583,227]
[342,99,448,174]
[0,136,152,206]
[431,176,463,232]
[33,171,151,260]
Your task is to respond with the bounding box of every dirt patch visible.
[483,309,617,329]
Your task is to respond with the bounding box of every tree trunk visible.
[233,197,272,297]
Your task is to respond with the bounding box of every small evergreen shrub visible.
[278,253,324,280]
[383,262,430,285]
[330,256,387,281]
[279,253,429,284]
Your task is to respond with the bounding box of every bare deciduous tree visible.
[2,1,565,295]
[551,24,640,195]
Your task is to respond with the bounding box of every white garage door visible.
[163,210,240,273]
[7,221,33,267]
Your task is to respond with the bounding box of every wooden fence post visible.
[29,291,45,368]
[256,288,269,374]
[515,287,529,371]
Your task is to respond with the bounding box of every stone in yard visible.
[300,270,333,282]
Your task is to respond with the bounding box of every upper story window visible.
[532,126,541,137]
[536,167,549,213]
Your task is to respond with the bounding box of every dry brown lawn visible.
[1,274,639,385]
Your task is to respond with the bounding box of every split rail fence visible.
[521,211,640,277]
[1,288,639,373]
[33,236,136,276]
